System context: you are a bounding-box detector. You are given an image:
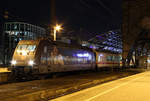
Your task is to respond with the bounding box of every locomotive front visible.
[10,40,39,75]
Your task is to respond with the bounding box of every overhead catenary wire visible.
[79,0,114,16]
[80,0,91,8]
[96,0,114,16]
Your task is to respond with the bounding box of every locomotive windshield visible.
[17,45,36,51]
[27,45,36,51]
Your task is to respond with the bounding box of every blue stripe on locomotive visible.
[40,45,94,66]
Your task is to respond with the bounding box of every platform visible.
[0,68,10,73]
[0,70,139,101]
[0,67,10,83]
[52,71,150,101]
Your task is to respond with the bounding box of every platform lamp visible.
[53,24,62,41]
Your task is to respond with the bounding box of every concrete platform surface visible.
[0,68,10,73]
[51,71,150,101]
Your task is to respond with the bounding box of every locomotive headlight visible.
[22,50,27,56]
[148,60,150,63]
[28,60,34,66]
[11,60,17,65]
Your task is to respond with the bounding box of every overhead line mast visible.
[50,0,56,37]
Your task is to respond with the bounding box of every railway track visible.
[0,67,142,85]
[0,72,11,84]
[0,68,144,101]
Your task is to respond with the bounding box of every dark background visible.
[0,0,122,39]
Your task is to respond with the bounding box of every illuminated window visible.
[14,24,19,30]
[17,45,36,51]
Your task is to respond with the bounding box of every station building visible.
[1,22,47,65]
[82,30,122,53]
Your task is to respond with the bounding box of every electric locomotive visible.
[10,38,96,77]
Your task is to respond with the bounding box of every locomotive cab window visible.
[27,45,36,51]
[16,45,36,55]
[17,45,27,50]
[17,45,36,51]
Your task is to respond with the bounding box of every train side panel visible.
[11,39,96,76]
[96,51,121,68]
[37,43,96,74]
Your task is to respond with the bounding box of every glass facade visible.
[2,22,47,65]
[4,22,46,40]
[83,30,122,53]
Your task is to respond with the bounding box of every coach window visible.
[44,46,48,64]
[98,55,101,62]
[107,56,111,61]
[44,46,47,53]
[116,56,120,62]
[112,56,115,61]
[119,56,122,61]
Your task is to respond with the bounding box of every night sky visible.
[0,0,122,39]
